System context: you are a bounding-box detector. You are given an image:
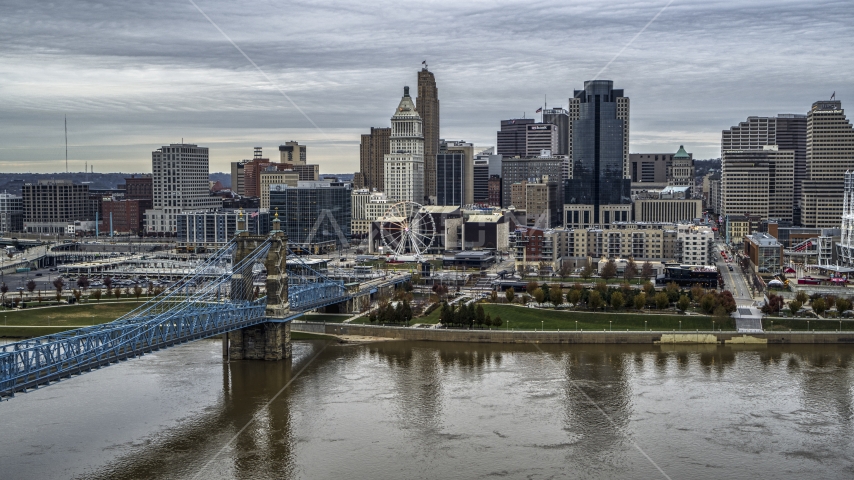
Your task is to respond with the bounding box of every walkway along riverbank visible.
[291,321,854,345]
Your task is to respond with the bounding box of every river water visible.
[1,339,853,479]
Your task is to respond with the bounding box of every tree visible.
[532,288,546,304]
[484,313,493,328]
[641,261,654,280]
[103,276,113,293]
[541,283,551,300]
[580,264,594,280]
[77,275,90,292]
[521,294,530,305]
[601,258,617,280]
[812,297,827,315]
[114,287,122,300]
[700,293,717,314]
[634,292,646,310]
[714,305,730,323]
[475,304,485,328]
[550,287,564,307]
[146,282,154,297]
[690,285,705,301]
[558,261,572,279]
[490,290,499,303]
[836,297,853,314]
[53,278,65,299]
[677,295,691,312]
[492,315,503,327]
[595,281,608,295]
[610,291,624,310]
[762,293,785,314]
[526,281,540,294]
[795,291,808,304]
[92,289,102,302]
[568,289,582,306]
[718,290,737,313]
[73,289,82,303]
[133,285,143,300]
[654,292,670,310]
[0,282,7,305]
[505,287,516,304]
[26,279,36,295]
[401,300,413,324]
[642,281,655,296]
[788,299,803,314]
[624,258,638,282]
[666,282,680,302]
[588,291,603,311]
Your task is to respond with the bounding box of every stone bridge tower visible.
[224,211,292,361]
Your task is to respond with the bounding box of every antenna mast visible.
[64,115,68,173]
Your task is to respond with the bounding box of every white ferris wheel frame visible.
[379,201,435,259]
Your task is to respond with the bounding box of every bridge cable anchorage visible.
[0,240,274,399]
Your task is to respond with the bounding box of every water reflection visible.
[1,341,852,480]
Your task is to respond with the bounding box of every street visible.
[715,240,754,306]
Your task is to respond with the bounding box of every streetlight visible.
[609,320,612,331]
[575,320,578,331]
[645,320,647,331]
[541,320,544,332]
[679,320,682,331]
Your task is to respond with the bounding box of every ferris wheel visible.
[379,201,435,259]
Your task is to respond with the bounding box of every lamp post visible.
[609,320,612,331]
[679,320,682,331]
[575,320,578,331]
[645,320,647,331]
[541,320,544,332]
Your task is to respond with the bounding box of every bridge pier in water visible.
[224,215,292,361]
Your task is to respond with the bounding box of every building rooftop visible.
[674,145,690,159]
[746,232,782,247]
[466,214,504,223]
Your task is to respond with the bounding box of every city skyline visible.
[1,0,852,173]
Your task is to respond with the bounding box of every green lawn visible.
[416,304,731,331]
[763,317,854,332]
[0,301,149,337]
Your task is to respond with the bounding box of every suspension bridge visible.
[0,224,408,399]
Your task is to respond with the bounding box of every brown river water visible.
[1,339,853,479]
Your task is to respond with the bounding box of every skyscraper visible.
[436,140,475,207]
[721,114,806,222]
[145,143,221,234]
[720,147,794,222]
[801,100,854,227]
[543,107,569,156]
[358,127,391,192]
[384,86,425,203]
[417,67,439,203]
[279,141,307,165]
[496,119,558,157]
[564,80,632,228]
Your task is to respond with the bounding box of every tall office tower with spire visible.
[801,100,854,228]
[564,80,632,228]
[384,87,425,203]
[417,67,440,203]
[357,127,391,192]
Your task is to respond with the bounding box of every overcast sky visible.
[1,0,851,174]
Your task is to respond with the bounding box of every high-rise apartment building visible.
[497,119,558,157]
[0,193,23,234]
[279,141,306,165]
[565,80,632,228]
[801,100,854,228]
[384,87,425,203]
[501,155,564,208]
[543,108,569,156]
[720,147,794,222]
[22,180,94,233]
[721,114,807,221]
[358,127,391,192]
[145,144,221,234]
[417,68,440,203]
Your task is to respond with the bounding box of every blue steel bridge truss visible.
[0,239,347,399]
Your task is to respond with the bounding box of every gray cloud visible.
[0,0,852,173]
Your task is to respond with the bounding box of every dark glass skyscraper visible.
[565,80,631,226]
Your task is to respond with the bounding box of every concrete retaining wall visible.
[291,322,854,345]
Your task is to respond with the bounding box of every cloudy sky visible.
[1,0,852,174]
